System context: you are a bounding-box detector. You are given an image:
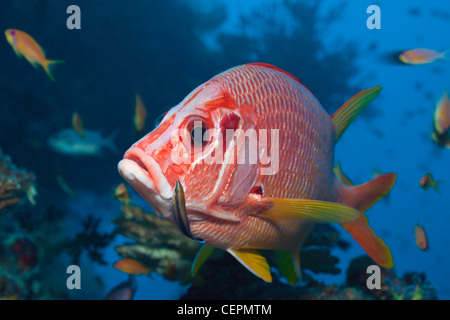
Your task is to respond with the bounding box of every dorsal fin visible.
[246,63,303,85]
[331,86,382,142]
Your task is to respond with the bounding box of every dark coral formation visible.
[0,148,36,213]
[344,256,438,300]
[181,254,438,300]
[113,203,438,300]
[114,204,201,283]
[64,215,116,266]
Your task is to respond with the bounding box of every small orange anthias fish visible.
[114,258,150,275]
[432,131,450,148]
[433,92,450,135]
[118,63,396,283]
[114,182,131,205]
[4,29,64,81]
[420,173,443,193]
[72,112,84,138]
[398,48,448,65]
[104,275,137,300]
[134,93,147,134]
[415,224,428,250]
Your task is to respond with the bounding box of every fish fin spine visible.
[340,173,396,268]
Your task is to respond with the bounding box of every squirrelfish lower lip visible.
[118,147,172,218]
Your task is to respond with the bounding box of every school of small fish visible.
[3,20,447,290]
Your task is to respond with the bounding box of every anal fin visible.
[228,248,272,283]
[276,250,302,285]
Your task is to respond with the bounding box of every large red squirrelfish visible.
[118,63,396,283]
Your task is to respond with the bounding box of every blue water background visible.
[0,0,449,299]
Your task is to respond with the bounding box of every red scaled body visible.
[119,63,396,282]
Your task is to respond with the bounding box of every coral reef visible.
[114,204,346,284]
[0,205,116,299]
[344,256,438,300]
[114,204,201,283]
[114,204,438,300]
[0,148,36,213]
[64,215,116,265]
[181,254,438,300]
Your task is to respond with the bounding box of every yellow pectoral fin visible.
[191,245,214,277]
[227,249,272,283]
[262,198,360,224]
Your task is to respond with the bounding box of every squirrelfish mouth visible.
[118,147,172,219]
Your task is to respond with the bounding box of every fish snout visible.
[118,147,173,219]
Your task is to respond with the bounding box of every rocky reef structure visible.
[0,148,36,213]
[114,204,438,300]
[114,204,201,283]
[0,150,115,299]
[0,149,40,299]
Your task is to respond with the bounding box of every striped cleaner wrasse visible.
[118,63,396,283]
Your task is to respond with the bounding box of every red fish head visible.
[118,79,263,231]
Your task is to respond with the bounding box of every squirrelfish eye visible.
[10,30,15,35]
[191,124,209,146]
[182,117,212,151]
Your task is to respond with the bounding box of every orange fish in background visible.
[134,93,147,134]
[398,48,448,65]
[114,258,150,275]
[72,112,84,138]
[104,275,137,300]
[4,29,64,81]
[432,130,450,148]
[433,92,450,135]
[420,173,443,193]
[118,63,396,283]
[415,223,428,250]
[114,182,131,205]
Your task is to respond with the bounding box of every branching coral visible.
[65,215,116,265]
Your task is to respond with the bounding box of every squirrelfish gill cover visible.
[118,63,396,283]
